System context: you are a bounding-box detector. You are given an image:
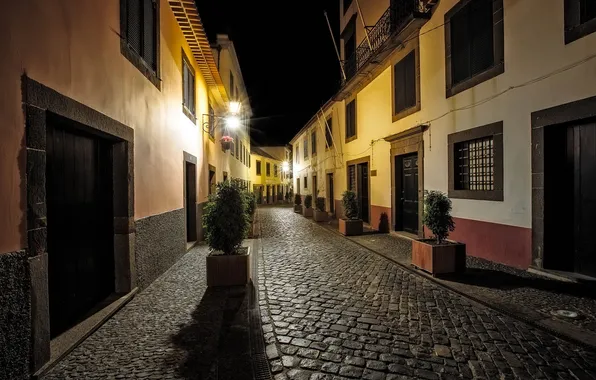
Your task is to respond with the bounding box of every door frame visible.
[183,152,198,244]
[395,153,419,234]
[531,95,596,271]
[387,125,426,238]
[23,76,135,371]
[345,156,371,225]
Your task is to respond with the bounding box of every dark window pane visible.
[143,0,156,69]
[127,0,142,55]
[326,117,333,148]
[581,0,596,23]
[312,131,317,154]
[404,52,416,109]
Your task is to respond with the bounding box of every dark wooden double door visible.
[46,122,115,338]
[395,154,418,234]
[545,121,596,277]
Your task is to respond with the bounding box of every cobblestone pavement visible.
[337,230,596,338]
[44,244,253,380]
[258,207,596,380]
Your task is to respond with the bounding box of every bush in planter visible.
[342,190,359,219]
[294,194,302,206]
[315,197,325,212]
[243,190,256,218]
[423,190,455,244]
[203,181,249,255]
[304,194,313,209]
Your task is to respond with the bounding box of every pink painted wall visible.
[0,0,206,253]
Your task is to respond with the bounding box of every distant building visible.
[291,0,596,277]
[250,146,291,204]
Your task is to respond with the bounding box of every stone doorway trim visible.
[386,124,427,238]
[530,95,596,270]
[22,76,135,373]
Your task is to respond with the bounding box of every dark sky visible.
[196,0,341,146]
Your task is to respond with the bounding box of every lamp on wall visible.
[201,101,244,151]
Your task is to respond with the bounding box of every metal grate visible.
[455,136,494,191]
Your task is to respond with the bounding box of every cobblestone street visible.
[258,207,596,380]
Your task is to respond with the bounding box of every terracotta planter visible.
[294,205,302,213]
[339,218,363,236]
[314,210,328,222]
[206,246,251,286]
[303,207,313,217]
[411,239,466,276]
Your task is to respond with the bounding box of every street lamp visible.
[225,115,241,129]
[201,101,244,151]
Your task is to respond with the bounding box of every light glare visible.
[226,115,241,129]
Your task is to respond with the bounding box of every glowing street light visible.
[282,161,290,173]
[226,115,241,129]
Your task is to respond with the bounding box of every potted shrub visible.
[411,191,466,275]
[243,190,257,238]
[339,191,363,236]
[294,194,302,213]
[203,181,251,286]
[303,194,314,217]
[314,197,328,222]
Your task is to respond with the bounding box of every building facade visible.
[251,146,291,204]
[0,1,249,378]
[292,0,596,277]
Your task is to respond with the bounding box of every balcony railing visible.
[342,0,431,84]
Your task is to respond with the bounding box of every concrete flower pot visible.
[206,246,251,286]
[411,239,466,276]
[294,205,302,213]
[339,218,363,236]
[314,210,328,222]
[303,207,313,217]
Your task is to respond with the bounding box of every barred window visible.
[455,136,494,191]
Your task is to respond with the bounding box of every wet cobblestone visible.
[258,207,596,380]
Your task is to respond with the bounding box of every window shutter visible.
[451,5,471,84]
[394,61,405,113]
[127,0,142,55]
[470,0,494,77]
[404,52,416,109]
[143,0,156,70]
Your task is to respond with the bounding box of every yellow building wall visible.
[0,0,210,253]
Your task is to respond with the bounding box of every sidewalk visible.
[317,217,596,349]
[43,243,260,380]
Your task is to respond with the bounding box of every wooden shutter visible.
[127,0,142,55]
[143,0,156,70]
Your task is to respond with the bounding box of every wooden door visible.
[185,162,197,242]
[357,163,369,223]
[327,174,334,213]
[46,124,114,338]
[570,123,596,276]
[401,154,419,234]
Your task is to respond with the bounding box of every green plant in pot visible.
[293,193,302,213]
[339,190,362,235]
[411,191,466,275]
[203,181,251,286]
[303,194,314,217]
[314,197,327,222]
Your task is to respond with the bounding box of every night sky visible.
[196,0,341,146]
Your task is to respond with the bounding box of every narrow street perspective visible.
[259,207,596,380]
[3,0,596,379]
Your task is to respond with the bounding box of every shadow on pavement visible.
[170,285,253,380]
[441,268,596,299]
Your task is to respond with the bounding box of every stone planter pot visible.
[313,210,328,222]
[339,218,362,236]
[294,205,302,213]
[411,239,466,276]
[303,207,313,217]
[206,246,251,286]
